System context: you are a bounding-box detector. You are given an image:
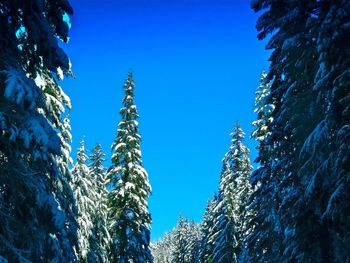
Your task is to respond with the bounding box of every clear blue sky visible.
[61,0,269,241]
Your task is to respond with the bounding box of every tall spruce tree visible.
[222,125,253,249]
[87,144,110,263]
[252,0,350,261]
[107,72,153,262]
[211,124,252,262]
[0,0,77,261]
[246,72,281,262]
[72,139,96,262]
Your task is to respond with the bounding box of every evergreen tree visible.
[211,124,252,262]
[246,72,281,262]
[152,232,175,263]
[172,215,187,263]
[0,0,77,261]
[186,221,201,263]
[107,72,153,262]
[252,0,350,261]
[172,215,198,263]
[223,125,253,248]
[87,144,110,263]
[152,216,200,263]
[72,139,96,262]
[211,188,237,263]
[199,196,218,263]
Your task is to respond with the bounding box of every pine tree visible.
[172,215,190,263]
[72,139,96,262]
[0,1,77,261]
[211,185,237,263]
[185,221,201,263]
[199,197,218,263]
[211,124,252,262]
[152,232,175,263]
[246,72,281,262]
[152,217,200,263]
[107,72,153,262]
[252,1,350,261]
[250,1,321,261]
[223,125,253,248]
[87,144,111,263]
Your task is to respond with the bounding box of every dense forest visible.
[0,0,349,262]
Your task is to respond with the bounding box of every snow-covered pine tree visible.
[210,190,235,263]
[152,232,176,263]
[246,72,282,262]
[172,215,190,263]
[211,124,253,262]
[186,221,202,263]
[107,72,153,263]
[198,196,218,263]
[87,144,111,263]
[252,0,350,261]
[302,1,350,261]
[223,125,253,250]
[152,215,200,263]
[72,139,96,262]
[251,0,319,260]
[0,0,77,261]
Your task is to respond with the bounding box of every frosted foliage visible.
[0,68,63,160]
[2,69,42,110]
[252,72,274,143]
[72,139,97,261]
[250,0,350,261]
[87,143,110,263]
[211,124,252,262]
[107,73,152,262]
[246,70,282,263]
[152,215,201,263]
[0,0,77,261]
[152,233,175,263]
[198,197,218,262]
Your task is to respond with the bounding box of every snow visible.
[115,142,126,151]
[133,149,142,156]
[56,67,64,80]
[2,68,41,110]
[15,25,27,39]
[118,188,125,197]
[23,114,61,156]
[125,182,135,190]
[62,12,72,29]
[46,93,65,113]
[126,210,135,220]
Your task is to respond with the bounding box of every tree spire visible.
[107,72,153,262]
